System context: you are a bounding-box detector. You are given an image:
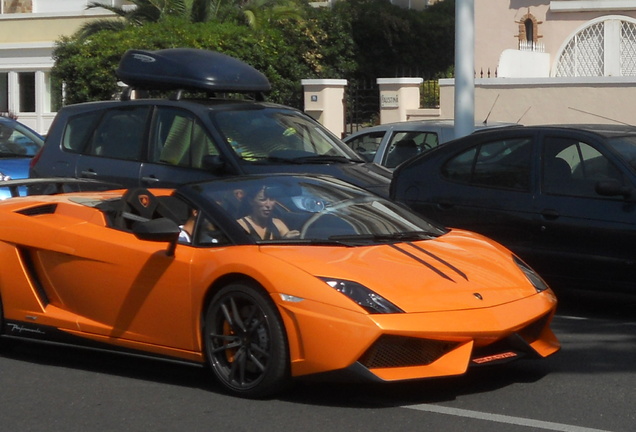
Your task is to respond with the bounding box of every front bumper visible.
[277,291,559,381]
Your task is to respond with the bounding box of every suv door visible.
[139,106,224,187]
[74,106,150,188]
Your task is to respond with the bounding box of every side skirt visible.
[1,319,205,368]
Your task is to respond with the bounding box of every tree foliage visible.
[333,0,454,81]
[53,0,454,107]
[53,13,353,107]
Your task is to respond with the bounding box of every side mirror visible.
[595,179,633,200]
[133,217,180,256]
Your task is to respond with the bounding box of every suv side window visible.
[151,107,219,169]
[442,137,532,191]
[62,111,102,153]
[64,107,150,160]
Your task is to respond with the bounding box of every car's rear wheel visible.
[203,282,290,398]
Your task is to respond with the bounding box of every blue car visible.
[0,116,44,198]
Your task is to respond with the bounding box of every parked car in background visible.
[391,124,636,294]
[0,115,44,199]
[30,48,391,197]
[344,120,515,169]
[0,174,559,398]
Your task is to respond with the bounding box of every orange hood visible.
[261,229,541,313]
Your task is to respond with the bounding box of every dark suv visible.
[30,48,391,196]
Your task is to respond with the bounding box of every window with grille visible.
[555,17,636,77]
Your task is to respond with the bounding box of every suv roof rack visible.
[115,48,271,99]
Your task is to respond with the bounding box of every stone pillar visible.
[301,79,347,138]
[377,78,423,124]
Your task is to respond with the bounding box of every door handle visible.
[80,169,97,177]
[541,209,560,220]
[141,176,160,184]
[436,200,455,210]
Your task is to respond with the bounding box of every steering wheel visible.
[299,197,374,239]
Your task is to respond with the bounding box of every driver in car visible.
[237,185,300,240]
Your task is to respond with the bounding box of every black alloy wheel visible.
[204,283,290,398]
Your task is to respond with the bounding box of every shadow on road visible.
[1,289,633,407]
[284,360,553,407]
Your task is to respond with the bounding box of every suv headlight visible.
[513,255,549,292]
[319,277,404,314]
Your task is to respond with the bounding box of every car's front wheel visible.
[203,282,290,398]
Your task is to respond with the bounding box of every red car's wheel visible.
[204,283,290,398]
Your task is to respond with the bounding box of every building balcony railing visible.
[519,40,545,52]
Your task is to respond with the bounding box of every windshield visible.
[0,119,44,158]
[211,107,361,163]
[188,175,446,244]
[607,136,636,173]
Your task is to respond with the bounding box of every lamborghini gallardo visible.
[0,175,560,398]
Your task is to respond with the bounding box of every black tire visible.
[203,283,290,398]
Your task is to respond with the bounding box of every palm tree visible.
[76,0,305,38]
[240,0,304,29]
[76,0,209,38]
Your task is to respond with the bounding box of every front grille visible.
[359,335,459,369]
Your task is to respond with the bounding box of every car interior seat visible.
[111,188,182,231]
[386,139,419,168]
[159,115,192,166]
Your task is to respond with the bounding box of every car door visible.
[35,213,198,351]
[138,106,224,187]
[74,106,149,188]
[424,131,538,251]
[533,132,636,291]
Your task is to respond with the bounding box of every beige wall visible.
[432,77,636,126]
[0,14,114,43]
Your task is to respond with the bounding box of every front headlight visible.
[319,277,404,314]
[513,255,549,292]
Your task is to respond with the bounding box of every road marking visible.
[403,404,612,432]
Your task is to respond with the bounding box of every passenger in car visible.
[178,208,198,243]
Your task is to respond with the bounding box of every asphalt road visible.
[1,291,635,432]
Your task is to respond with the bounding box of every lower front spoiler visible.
[304,330,558,384]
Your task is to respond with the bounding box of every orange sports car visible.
[0,175,559,398]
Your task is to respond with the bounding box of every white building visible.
[0,0,126,133]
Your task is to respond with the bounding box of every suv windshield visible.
[211,107,361,163]
[189,175,445,244]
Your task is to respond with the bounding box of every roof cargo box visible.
[116,48,271,93]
